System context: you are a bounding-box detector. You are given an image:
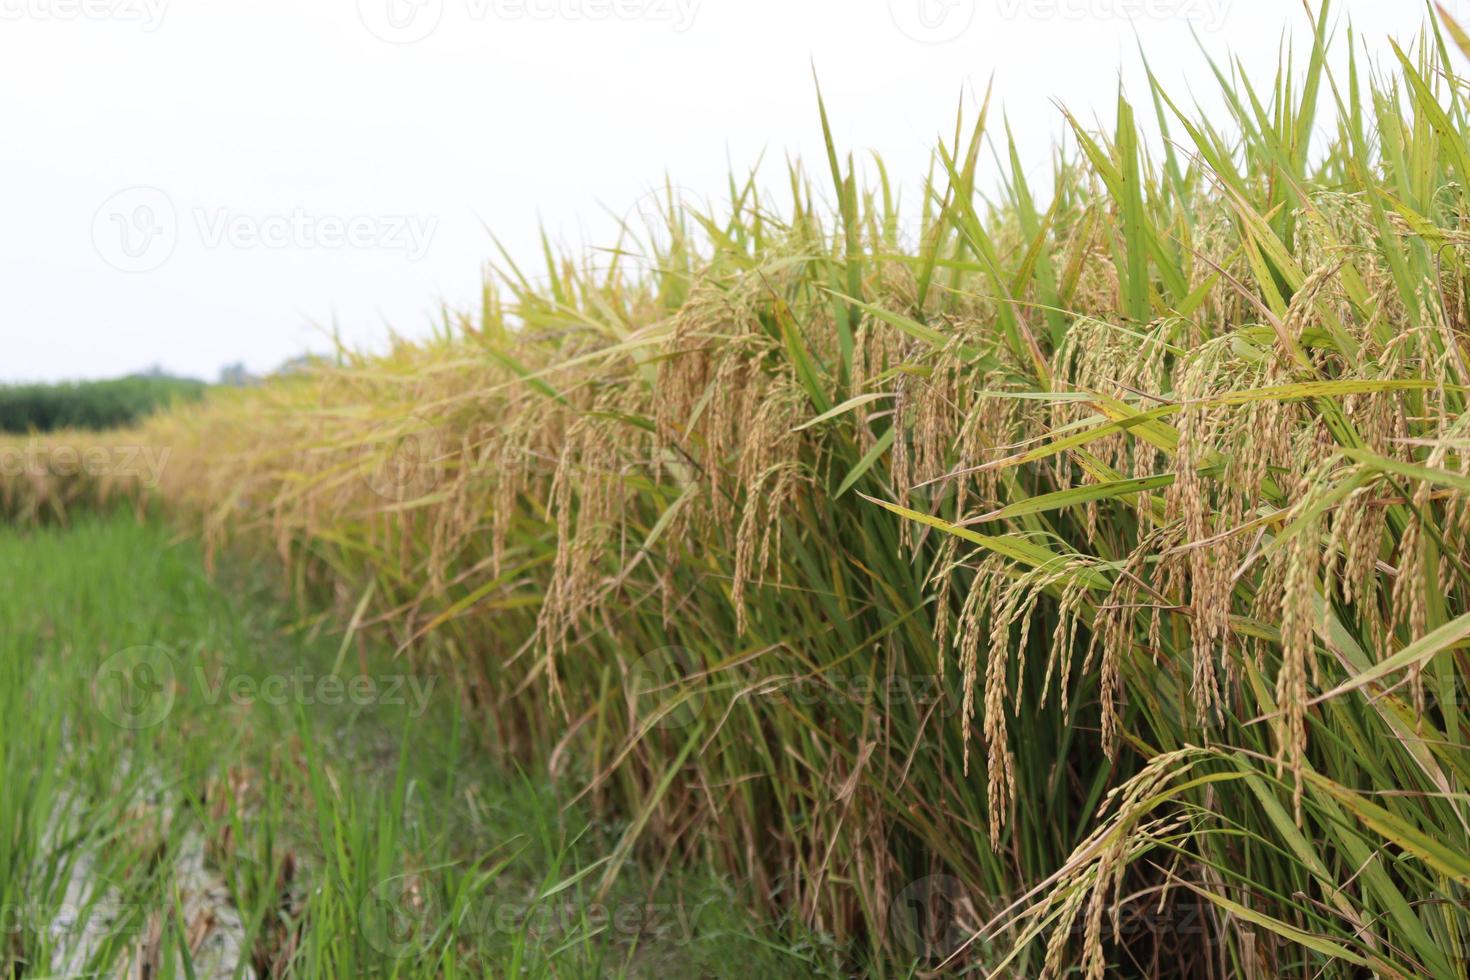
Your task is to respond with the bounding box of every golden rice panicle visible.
[1390,455,1438,716]
[1275,468,1330,822]
[982,584,1017,848]
[1052,315,1170,488]
[979,561,1083,847]
[908,335,968,498]
[929,534,959,678]
[1043,575,1090,720]
[1165,345,1234,727]
[1035,749,1200,980]
[955,555,1004,781]
[952,373,1022,518]
[730,385,804,635]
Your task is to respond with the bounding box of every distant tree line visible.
[0,375,207,433]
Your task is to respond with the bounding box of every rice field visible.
[0,513,833,977]
[9,5,1470,976]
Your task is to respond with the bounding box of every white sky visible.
[0,0,1456,382]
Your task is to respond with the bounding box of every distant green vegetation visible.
[0,375,207,433]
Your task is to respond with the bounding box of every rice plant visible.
[11,3,1470,975]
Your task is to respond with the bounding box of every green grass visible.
[0,512,843,978]
[0,375,206,434]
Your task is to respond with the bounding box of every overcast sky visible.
[0,0,1454,383]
